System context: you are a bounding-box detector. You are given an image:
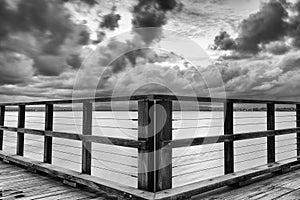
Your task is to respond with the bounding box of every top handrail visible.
[0,94,300,106]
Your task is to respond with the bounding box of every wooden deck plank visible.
[275,190,300,200]
[0,151,154,199]
[0,161,122,200]
[14,186,77,200]
[202,166,300,200]
[3,154,300,200]
[207,171,300,199]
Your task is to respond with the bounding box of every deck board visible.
[0,161,119,200]
[3,159,300,200]
[201,168,300,200]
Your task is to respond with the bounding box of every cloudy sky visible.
[1,0,300,102]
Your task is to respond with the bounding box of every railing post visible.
[44,104,53,163]
[138,99,173,192]
[0,106,5,150]
[156,100,172,191]
[17,105,25,156]
[82,101,92,175]
[138,100,155,192]
[267,103,275,163]
[224,101,234,174]
[297,104,300,161]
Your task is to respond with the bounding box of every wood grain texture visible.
[155,161,300,200]
[224,102,234,174]
[0,126,145,149]
[138,100,155,192]
[164,128,300,148]
[0,150,155,200]
[155,100,172,191]
[297,104,300,161]
[82,102,92,175]
[17,105,25,156]
[267,103,275,164]
[0,106,4,150]
[1,94,300,106]
[0,160,119,200]
[44,104,53,164]
[200,164,300,200]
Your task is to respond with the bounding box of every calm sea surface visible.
[2,111,297,188]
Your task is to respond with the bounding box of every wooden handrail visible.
[163,128,300,148]
[0,126,146,149]
[0,94,300,106]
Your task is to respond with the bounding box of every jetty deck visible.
[0,160,116,200]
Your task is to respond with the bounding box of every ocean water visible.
[2,111,297,188]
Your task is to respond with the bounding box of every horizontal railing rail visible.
[0,126,146,149]
[0,94,299,199]
[164,128,300,148]
[1,94,300,106]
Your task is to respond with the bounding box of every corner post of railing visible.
[267,103,275,164]
[138,97,173,192]
[17,104,25,156]
[138,99,155,192]
[0,106,5,150]
[44,104,53,164]
[82,101,92,175]
[296,104,300,161]
[155,99,172,191]
[224,101,234,174]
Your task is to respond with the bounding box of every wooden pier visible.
[0,94,300,199]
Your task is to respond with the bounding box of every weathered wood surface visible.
[44,103,53,164]
[200,165,300,200]
[0,126,146,149]
[224,102,234,174]
[82,102,92,175]
[155,161,300,200]
[1,94,300,106]
[138,100,155,192]
[0,150,154,200]
[0,160,119,200]
[164,128,300,148]
[267,103,275,163]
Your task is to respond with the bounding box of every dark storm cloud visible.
[0,0,73,53]
[66,54,82,69]
[236,0,288,53]
[0,52,34,85]
[132,0,179,43]
[34,56,68,76]
[0,0,92,79]
[213,0,291,54]
[100,6,121,31]
[61,0,98,6]
[212,31,236,50]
